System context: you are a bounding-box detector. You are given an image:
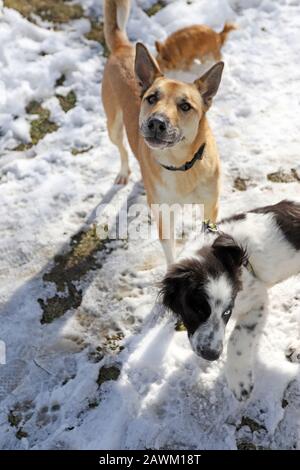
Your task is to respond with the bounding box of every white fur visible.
[225,304,267,400]
[185,206,300,400]
[190,317,224,357]
[205,273,232,306]
[221,212,300,286]
[190,274,232,357]
[116,0,130,31]
[183,210,300,290]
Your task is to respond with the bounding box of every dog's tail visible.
[219,22,236,46]
[104,0,131,52]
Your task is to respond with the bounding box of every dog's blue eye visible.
[222,308,232,323]
[146,94,157,105]
[179,102,191,112]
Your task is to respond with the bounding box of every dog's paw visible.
[226,368,253,401]
[285,341,300,363]
[114,170,130,185]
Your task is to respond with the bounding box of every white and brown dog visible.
[102,0,224,264]
[160,200,300,400]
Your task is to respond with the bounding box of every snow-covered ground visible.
[0,0,300,450]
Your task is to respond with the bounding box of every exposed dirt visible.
[267,169,300,183]
[71,146,93,156]
[14,101,58,151]
[84,20,109,57]
[233,176,249,191]
[3,0,84,24]
[56,90,77,113]
[145,1,166,17]
[97,365,121,387]
[38,226,107,324]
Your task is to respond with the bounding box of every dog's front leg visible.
[161,238,175,265]
[225,304,267,401]
[152,205,176,265]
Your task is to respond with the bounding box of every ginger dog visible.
[102,0,224,264]
[155,23,236,72]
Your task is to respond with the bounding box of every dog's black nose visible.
[200,348,220,361]
[147,117,166,136]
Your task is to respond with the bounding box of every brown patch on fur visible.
[252,200,300,250]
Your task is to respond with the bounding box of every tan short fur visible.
[102,0,224,264]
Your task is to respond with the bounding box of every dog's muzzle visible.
[189,330,223,362]
[140,113,182,149]
[197,346,222,361]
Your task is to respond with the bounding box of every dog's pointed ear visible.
[194,61,224,110]
[155,40,162,53]
[212,234,247,271]
[135,42,163,95]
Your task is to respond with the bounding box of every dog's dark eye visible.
[146,94,158,105]
[222,308,232,324]
[179,102,192,112]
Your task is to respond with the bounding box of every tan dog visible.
[155,23,236,72]
[102,0,224,264]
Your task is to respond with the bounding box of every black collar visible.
[158,143,206,172]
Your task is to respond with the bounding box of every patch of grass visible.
[233,176,249,191]
[56,90,77,113]
[267,169,300,183]
[8,411,22,428]
[85,20,109,57]
[175,321,186,332]
[236,440,257,450]
[4,0,83,24]
[14,142,31,151]
[38,286,82,324]
[38,226,108,324]
[8,402,33,440]
[145,1,166,17]
[87,332,124,362]
[15,100,58,150]
[105,332,124,352]
[5,1,110,58]
[97,365,120,387]
[16,428,28,440]
[28,101,58,144]
[62,227,103,280]
[26,100,44,116]
[85,20,104,43]
[71,146,93,156]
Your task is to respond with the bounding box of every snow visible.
[0,0,300,450]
